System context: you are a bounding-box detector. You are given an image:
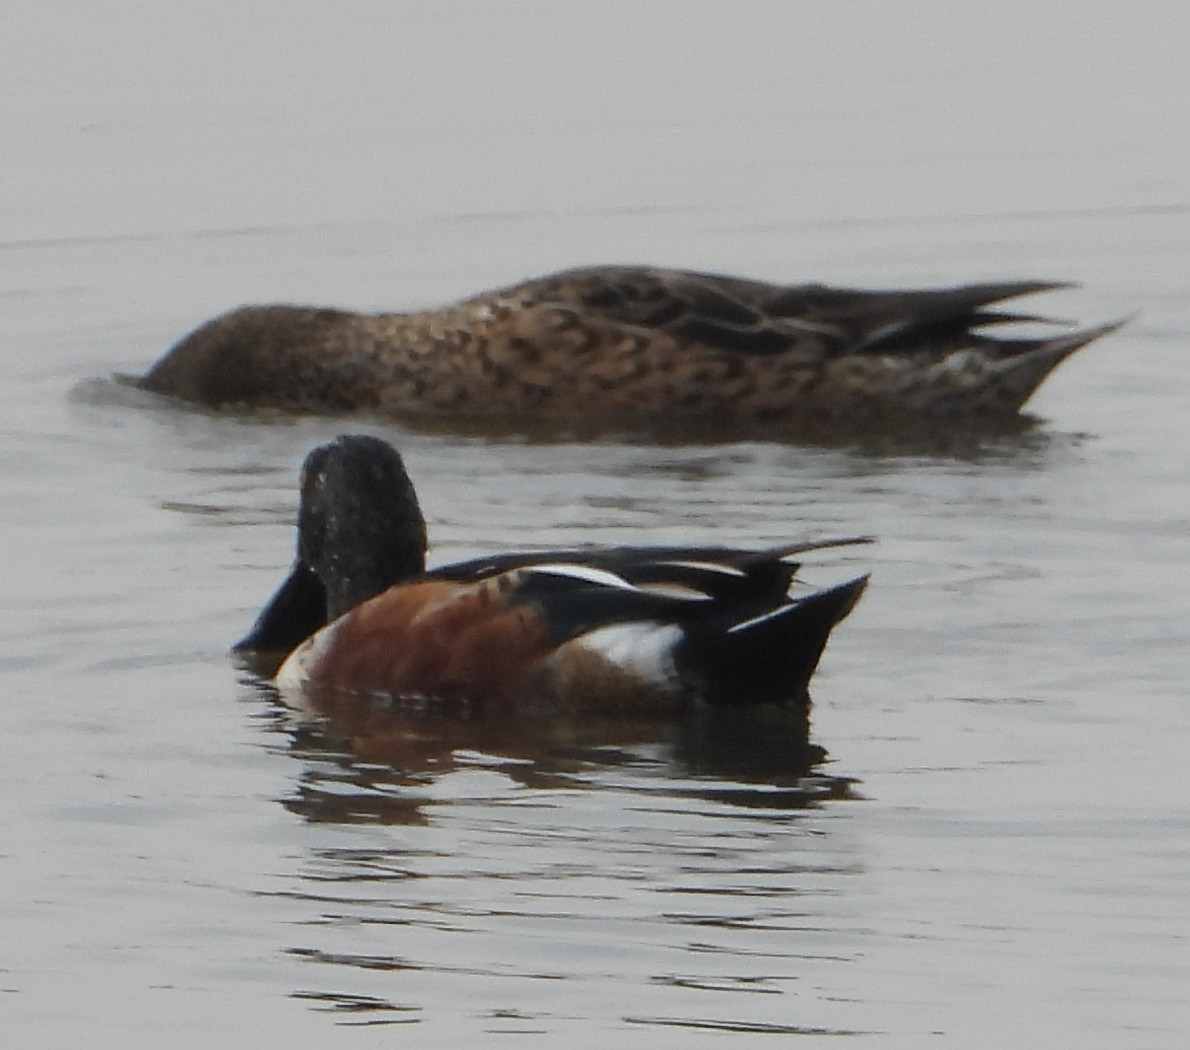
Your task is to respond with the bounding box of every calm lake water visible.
[3,2,1189,1047]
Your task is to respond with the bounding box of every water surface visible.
[3,3,1189,1046]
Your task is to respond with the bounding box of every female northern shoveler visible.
[141,265,1120,429]
[236,435,870,717]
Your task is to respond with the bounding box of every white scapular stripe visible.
[525,564,636,589]
[654,559,748,577]
[633,581,714,600]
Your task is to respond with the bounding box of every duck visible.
[140,265,1121,430]
[236,435,871,719]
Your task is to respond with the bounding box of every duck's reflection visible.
[243,673,857,825]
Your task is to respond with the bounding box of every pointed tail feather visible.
[851,281,1078,352]
[987,317,1129,412]
[764,535,876,560]
[677,574,869,708]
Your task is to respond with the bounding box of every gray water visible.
[3,3,1189,1047]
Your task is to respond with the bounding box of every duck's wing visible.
[496,563,712,643]
[499,559,871,707]
[236,537,874,658]
[595,537,874,602]
[493,265,1076,360]
[426,536,873,602]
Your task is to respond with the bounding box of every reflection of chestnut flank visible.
[141,265,1120,426]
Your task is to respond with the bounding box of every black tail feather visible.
[677,574,869,708]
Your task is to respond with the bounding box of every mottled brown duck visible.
[141,265,1120,428]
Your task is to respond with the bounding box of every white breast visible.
[274,620,338,690]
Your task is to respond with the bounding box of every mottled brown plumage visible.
[141,265,1120,427]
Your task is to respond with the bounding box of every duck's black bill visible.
[233,561,328,655]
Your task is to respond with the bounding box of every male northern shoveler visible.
[236,435,870,717]
[141,265,1120,429]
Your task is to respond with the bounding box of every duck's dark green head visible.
[234,435,427,656]
[297,435,427,620]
